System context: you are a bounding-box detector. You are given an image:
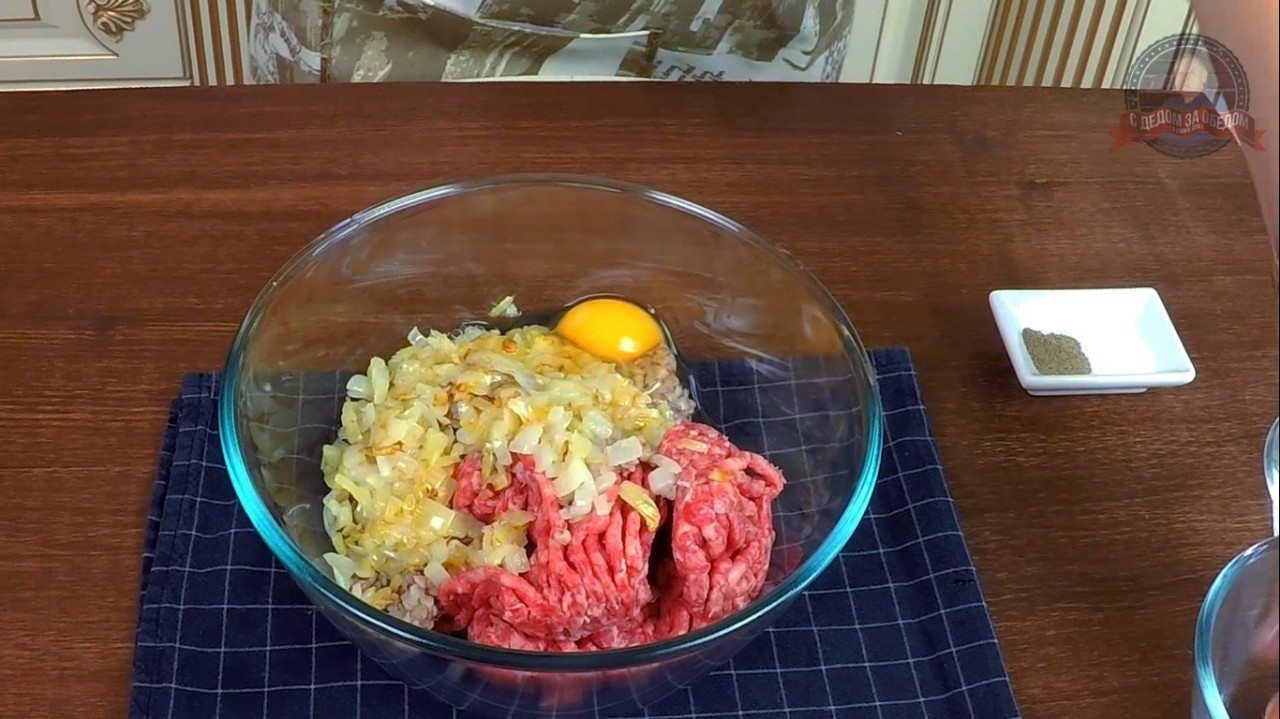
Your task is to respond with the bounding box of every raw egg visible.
[555,298,662,362]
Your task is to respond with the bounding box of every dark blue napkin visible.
[130,348,1020,719]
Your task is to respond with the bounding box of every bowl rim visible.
[219,172,883,670]
[1193,534,1279,718]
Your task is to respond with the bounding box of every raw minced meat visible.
[442,456,663,649]
[428,420,784,650]
[648,422,784,638]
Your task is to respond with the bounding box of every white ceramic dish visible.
[989,288,1195,396]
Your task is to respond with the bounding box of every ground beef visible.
[441,456,663,649]
[649,422,784,639]
[433,420,784,651]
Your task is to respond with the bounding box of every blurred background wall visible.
[0,0,1199,90]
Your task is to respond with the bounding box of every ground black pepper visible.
[1021,328,1091,375]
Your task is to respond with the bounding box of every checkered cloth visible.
[129,348,1020,719]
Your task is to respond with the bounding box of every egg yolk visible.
[555,298,662,362]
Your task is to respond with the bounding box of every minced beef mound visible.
[438,420,785,650]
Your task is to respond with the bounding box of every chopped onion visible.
[375,455,394,477]
[487,516,527,549]
[339,404,362,442]
[331,473,371,507]
[593,494,613,516]
[422,428,450,464]
[407,326,429,347]
[472,544,503,567]
[424,562,450,587]
[507,397,533,421]
[581,409,613,438]
[651,454,682,474]
[419,498,478,538]
[509,422,543,454]
[323,552,358,587]
[648,465,678,500]
[567,481,596,520]
[487,414,510,444]
[489,295,520,318]
[492,443,512,469]
[484,458,510,490]
[567,431,593,460]
[676,438,708,453]
[595,469,619,491]
[321,498,340,536]
[346,374,372,400]
[502,548,531,574]
[618,480,661,531]
[532,444,557,476]
[320,443,342,474]
[383,417,412,445]
[427,541,449,563]
[606,436,643,466]
[504,509,534,526]
[546,406,570,434]
[552,456,592,497]
[369,357,390,403]
[469,351,542,393]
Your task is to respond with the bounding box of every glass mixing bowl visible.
[220,174,882,718]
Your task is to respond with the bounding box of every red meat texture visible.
[437,421,785,651]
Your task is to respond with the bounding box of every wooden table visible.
[1,83,1275,718]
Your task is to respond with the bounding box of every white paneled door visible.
[840,0,1195,88]
[0,0,188,89]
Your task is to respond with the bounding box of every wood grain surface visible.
[0,83,1276,718]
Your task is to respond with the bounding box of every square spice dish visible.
[989,288,1196,396]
